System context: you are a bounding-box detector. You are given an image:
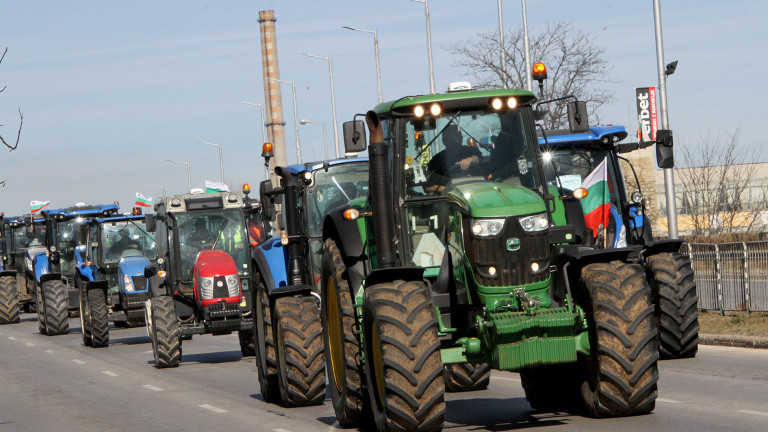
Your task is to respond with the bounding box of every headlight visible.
[202,279,213,289]
[226,276,240,289]
[49,246,57,253]
[123,274,135,292]
[471,219,506,237]
[518,214,549,232]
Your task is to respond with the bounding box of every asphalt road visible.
[1,314,767,432]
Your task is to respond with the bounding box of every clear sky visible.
[1,1,765,217]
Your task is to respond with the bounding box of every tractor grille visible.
[131,275,146,292]
[124,292,149,309]
[464,217,549,287]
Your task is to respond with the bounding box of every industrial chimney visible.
[258,10,288,170]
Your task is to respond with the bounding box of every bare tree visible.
[448,22,613,128]
[676,127,768,236]
[1,47,23,151]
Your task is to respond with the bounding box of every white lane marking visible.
[8,336,17,340]
[143,384,163,392]
[144,350,153,354]
[46,349,54,354]
[26,342,34,346]
[274,429,293,432]
[199,404,227,414]
[72,359,85,365]
[657,398,682,403]
[739,410,768,417]
[102,371,119,377]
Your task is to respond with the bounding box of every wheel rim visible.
[370,323,387,407]
[326,275,344,392]
[79,289,87,339]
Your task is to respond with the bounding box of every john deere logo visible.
[506,238,520,251]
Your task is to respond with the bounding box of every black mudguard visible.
[322,207,367,292]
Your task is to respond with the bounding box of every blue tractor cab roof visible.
[538,125,628,147]
[92,213,148,224]
[53,203,120,219]
[282,157,369,176]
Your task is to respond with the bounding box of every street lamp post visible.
[342,26,383,103]
[266,77,301,164]
[521,0,533,91]
[238,101,267,144]
[302,53,340,158]
[300,119,329,160]
[199,141,224,183]
[497,0,507,88]
[410,0,435,94]
[142,183,166,200]
[166,159,191,193]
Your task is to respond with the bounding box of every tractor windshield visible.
[402,108,540,198]
[175,208,248,280]
[56,219,82,274]
[13,224,44,250]
[102,220,156,264]
[307,163,369,238]
[540,146,624,202]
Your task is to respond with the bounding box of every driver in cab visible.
[423,126,482,194]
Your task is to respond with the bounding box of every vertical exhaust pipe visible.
[365,111,396,268]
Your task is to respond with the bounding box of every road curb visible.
[700,333,768,349]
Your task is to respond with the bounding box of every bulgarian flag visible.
[205,180,229,193]
[135,192,152,207]
[31,200,50,214]
[579,158,610,238]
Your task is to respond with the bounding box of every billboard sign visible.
[636,87,658,142]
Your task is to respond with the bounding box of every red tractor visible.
[143,189,258,368]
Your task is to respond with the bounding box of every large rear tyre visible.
[239,329,255,356]
[0,275,20,324]
[646,252,699,359]
[579,261,659,417]
[253,273,280,403]
[42,280,69,336]
[321,239,369,426]
[363,280,445,432]
[146,296,181,368]
[443,363,490,392]
[86,289,110,348]
[274,295,326,407]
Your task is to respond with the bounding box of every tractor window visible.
[306,163,370,238]
[101,220,156,264]
[175,209,248,280]
[56,219,82,274]
[402,108,540,198]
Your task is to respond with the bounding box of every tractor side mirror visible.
[260,180,275,221]
[343,120,367,155]
[144,214,157,233]
[656,129,674,168]
[567,101,589,133]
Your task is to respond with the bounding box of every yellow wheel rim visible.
[327,276,344,392]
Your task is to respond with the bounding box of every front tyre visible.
[579,261,659,417]
[363,280,445,432]
[87,288,109,348]
[146,296,181,368]
[239,329,255,356]
[274,295,326,407]
[253,273,279,403]
[42,280,69,336]
[0,275,20,324]
[443,363,490,392]
[646,252,699,359]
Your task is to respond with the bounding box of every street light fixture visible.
[300,119,329,160]
[142,183,166,199]
[301,53,340,158]
[341,26,383,103]
[266,77,301,164]
[410,0,435,94]
[166,159,191,193]
[238,101,267,144]
[199,141,224,183]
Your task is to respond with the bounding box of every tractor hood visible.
[195,249,237,277]
[447,182,546,218]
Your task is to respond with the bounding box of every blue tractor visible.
[251,143,368,407]
[0,213,23,324]
[539,125,699,359]
[25,203,120,335]
[74,210,156,347]
[2,214,46,319]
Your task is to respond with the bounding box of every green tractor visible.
[320,86,659,431]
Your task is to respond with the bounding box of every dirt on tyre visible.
[239,328,255,357]
[321,239,369,426]
[42,280,70,336]
[273,295,326,407]
[443,363,490,392]
[86,288,110,348]
[0,275,20,324]
[646,252,699,359]
[362,280,445,432]
[253,273,280,403]
[146,296,181,368]
[578,261,659,417]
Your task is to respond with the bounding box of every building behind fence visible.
[688,242,768,312]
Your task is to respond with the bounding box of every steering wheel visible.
[446,163,485,178]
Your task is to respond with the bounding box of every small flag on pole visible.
[31,200,50,214]
[135,193,153,207]
[205,180,229,193]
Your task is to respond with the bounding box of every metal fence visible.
[687,242,768,312]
